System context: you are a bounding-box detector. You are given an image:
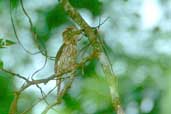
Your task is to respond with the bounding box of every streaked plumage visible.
[54,26,81,96]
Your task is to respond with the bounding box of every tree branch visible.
[59,0,124,113]
[7,53,93,114]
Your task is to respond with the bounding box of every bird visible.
[54,26,81,98]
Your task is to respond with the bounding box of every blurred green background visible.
[0,0,171,114]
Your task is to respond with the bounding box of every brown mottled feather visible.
[54,26,81,97]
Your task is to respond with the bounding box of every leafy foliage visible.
[0,60,3,69]
[0,39,16,48]
[0,72,13,113]
[70,0,103,16]
[9,0,19,8]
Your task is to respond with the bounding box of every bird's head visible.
[62,26,81,44]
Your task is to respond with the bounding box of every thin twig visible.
[0,68,29,82]
[8,54,92,114]
[21,87,57,114]
[8,92,20,114]
[9,0,40,55]
[42,71,76,114]
[20,0,55,60]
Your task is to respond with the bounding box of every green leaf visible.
[5,39,16,46]
[0,39,16,48]
[0,60,3,69]
[70,0,103,16]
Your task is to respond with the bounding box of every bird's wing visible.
[54,44,65,73]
